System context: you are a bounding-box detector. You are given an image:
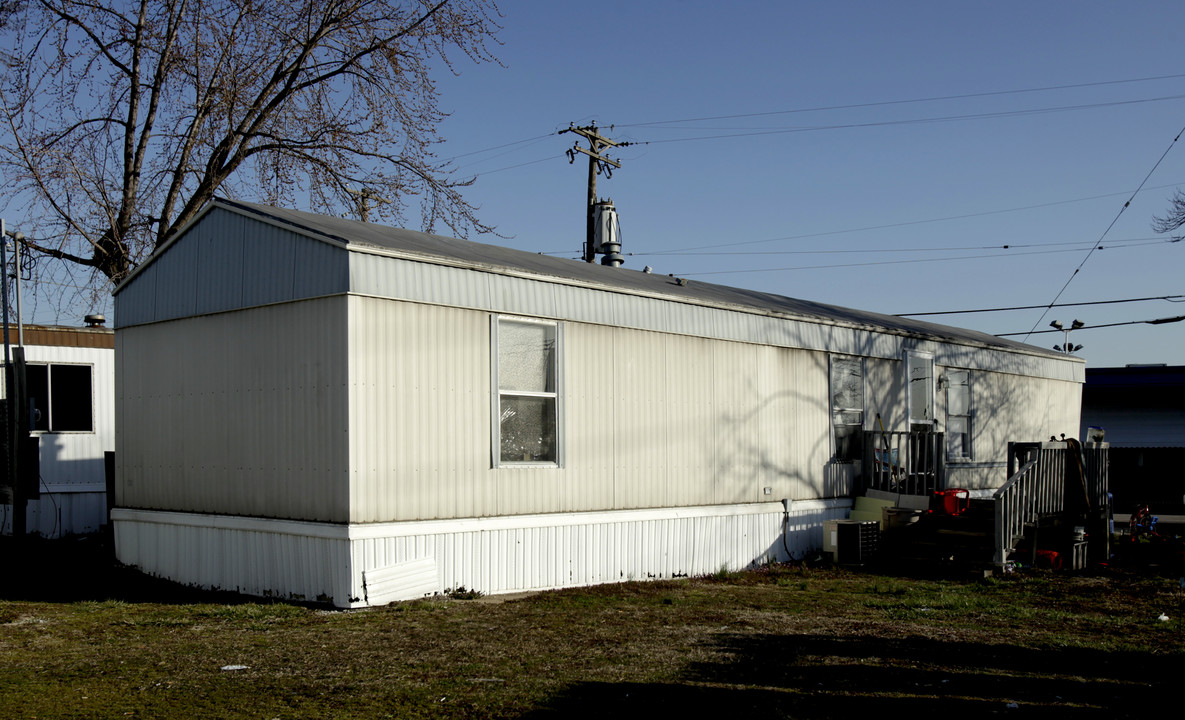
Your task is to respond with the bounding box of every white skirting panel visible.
[112,508,353,605]
[113,500,851,608]
[2,491,108,538]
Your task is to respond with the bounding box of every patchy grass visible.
[1,537,1182,718]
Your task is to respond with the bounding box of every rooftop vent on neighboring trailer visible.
[592,198,624,267]
[84,314,106,327]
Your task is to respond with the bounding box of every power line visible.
[451,73,1185,163]
[998,315,1185,337]
[676,243,1169,277]
[644,182,1185,255]
[469,154,559,176]
[616,73,1185,128]
[643,236,1170,257]
[444,132,559,162]
[897,294,1185,317]
[1021,122,1185,340]
[629,95,1185,146]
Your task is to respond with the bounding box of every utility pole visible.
[1,219,27,540]
[561,124,629,262]
[346,187,390,223]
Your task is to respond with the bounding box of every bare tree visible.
[1152,189,1185,236]
[0,0,501,291]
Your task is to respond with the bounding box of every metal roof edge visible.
[344,242,1077,365]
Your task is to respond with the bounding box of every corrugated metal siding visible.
[117,297,350,521]
[347,297,491,523]
[970,372,1082,469]
[113,500,849,607]
[347,500,851,604]
[347,251,1079,383]
[113,509,351,604]
[865,357,907,431]
[115,207,348,328]
[346,297,841,522]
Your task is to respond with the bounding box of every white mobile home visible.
[2,323,115,537]
[112,200,1082,606]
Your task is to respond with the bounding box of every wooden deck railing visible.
[993,441,1108,566]
[862,430,945,496]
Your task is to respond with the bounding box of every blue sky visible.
[431,0,1185,368]
[10,1,1184,368]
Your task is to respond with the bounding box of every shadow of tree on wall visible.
[522,631,1178,719]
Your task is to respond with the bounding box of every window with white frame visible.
[493,316,561,465]
[945,369,972,459]
[830,355,864,462]
[25,363,94,432]
[906,351,935,432]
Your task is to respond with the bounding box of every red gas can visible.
[934,488,970,516]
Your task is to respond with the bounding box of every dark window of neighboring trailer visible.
[25,364,49,431]
[25,364,93,432]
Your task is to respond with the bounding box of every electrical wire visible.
[470,154,560,176]
[897,294,1185,317]
[641,236,1169,257]
[644,182,1185,255]
[998,315,1185,337]
[443,132,558,162]
[616,73,1185,128]
[675,241,1175,277]
[629,95,1185,146]
[1021,123,1185,341]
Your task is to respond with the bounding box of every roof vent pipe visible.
[84,314,106,327]
[593,199,624,268]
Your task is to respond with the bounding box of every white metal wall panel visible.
[346,297,877,522]
[117,297,350,521]
[193,211,246,314]
[114,264,158,327]
[865,356,907,430]
[347,297,492,523]
[764,346,836,500]
[661,334,718,508]
[561,323,617,512]
[240,218,298,307]
[969,372,1082,468]
[351,253,494,316]
[150,231,201,322]
[115,207,349,328]
[710,340,763,505]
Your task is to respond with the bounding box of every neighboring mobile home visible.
[112,199,1083,606]
[1081,365,1185,514]
[2,323,115,537]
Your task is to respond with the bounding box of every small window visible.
[945,369,972,459]
[493,317,561,465]
[830,356,864,462]
[25,363,94,432]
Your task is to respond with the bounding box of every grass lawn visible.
[1,536,1183,719]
